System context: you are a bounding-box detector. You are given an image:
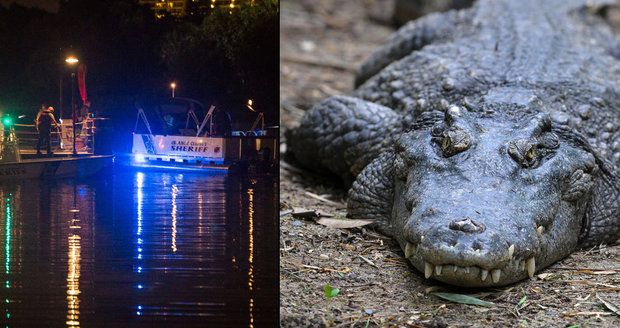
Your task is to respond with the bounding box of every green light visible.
[1,116,12,127]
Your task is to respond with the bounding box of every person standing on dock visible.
[35,106,61,156]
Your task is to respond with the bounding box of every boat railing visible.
[12,120,96,154]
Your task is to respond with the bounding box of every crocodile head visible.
[388,107,602,286]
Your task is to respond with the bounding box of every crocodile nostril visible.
[449,217,486,234]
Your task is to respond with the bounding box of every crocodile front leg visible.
[579,164,620,247]
[290,96,403,184]
[348,151,396,235]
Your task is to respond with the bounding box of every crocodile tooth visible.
[453,265,458,272]
[420,235,425,241]
[405,242,415,258]
[435,265,443,276]
[491,269,501,283]
[424,262,433,279]
[481,269,489,281]
[526,257,536,278]
[508,244,515,258]
[466,266,470,274]
[536,226,545,237]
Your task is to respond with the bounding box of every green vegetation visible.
[432,292,495,307]
[323,284,340,300]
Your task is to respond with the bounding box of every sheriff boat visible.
[130,97,276,172]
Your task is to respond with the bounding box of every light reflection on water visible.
[0,170,278,327]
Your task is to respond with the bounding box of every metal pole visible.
[59,72,63,119]
[71,72,77,155]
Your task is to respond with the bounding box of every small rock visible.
[364,309,375,315]
[299,40,316,52]
[546,309,558,317]
[292,220,303,227]
[319,254,329,260]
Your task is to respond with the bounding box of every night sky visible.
[0,0,59,12]
[0,0,279,134]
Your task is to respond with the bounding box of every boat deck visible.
[12,155,112,163]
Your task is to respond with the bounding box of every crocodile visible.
[290,0,620,286]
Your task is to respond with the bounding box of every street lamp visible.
[66,56,79,155]
[170,82,177,98]
[65,56,79,64]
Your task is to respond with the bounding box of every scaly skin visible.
[291,0,620,287]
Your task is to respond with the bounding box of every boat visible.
[129,97,276,172]
[0,114,113,180]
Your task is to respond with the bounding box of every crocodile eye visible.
[508,134,558,168]
[508,139,538,168]
[434,128,471,157]
[524,147,536,162]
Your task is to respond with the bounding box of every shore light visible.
[170,82,177,97]
[65,56,79,64]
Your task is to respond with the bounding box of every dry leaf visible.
[537,273,554,280]
[316,218,373,229]
[597,294,620,316]
[432,292,495,307]
[591,270,617,275]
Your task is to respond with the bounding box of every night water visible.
[0,169,278,327]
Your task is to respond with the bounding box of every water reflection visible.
[66,232,81,327]
[247,188,254,328]
[0,170,278,326]
[3,191,13,325]
[171,184,178,253]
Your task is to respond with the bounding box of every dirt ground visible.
[280,1,620,327]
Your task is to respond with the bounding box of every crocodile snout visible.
[398,194,546,286]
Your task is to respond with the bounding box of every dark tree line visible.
[0,0,278,137]
[162,0,279,125]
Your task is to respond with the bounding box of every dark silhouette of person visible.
[35,106,60,156]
